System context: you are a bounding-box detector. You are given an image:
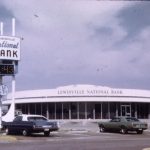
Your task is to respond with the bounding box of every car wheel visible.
[137,130,143,134]
[120,127,127,134]
[22,129,29,136]
[99,125,105,132]
[44,131,50,136]
[5,128,10,135]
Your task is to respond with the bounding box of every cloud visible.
[1,1,150,90]
[118,2,150,38]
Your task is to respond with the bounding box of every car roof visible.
[21,114,45,117]
[114,116,136,118]
[16,114,47,121]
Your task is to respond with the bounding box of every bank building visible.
[3,84,150,121]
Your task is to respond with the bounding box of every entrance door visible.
[121,105,131,117]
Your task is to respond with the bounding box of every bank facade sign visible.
[57,89,123,96]
[0,36,20,60]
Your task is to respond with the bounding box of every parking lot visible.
[0,130,150,150]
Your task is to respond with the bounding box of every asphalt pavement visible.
[0,120,150,150]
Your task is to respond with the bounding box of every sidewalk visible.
[59,120,99,132]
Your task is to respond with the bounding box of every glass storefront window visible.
[137,103,148,119]
[87,103,94,119]
[131,103,135,117]
[56,103,62,119]
[71,103,77,119]
[63,103,69,119]
[102,103,109,119]
[42,103,47,117]
[95,103,101,119]
[16,102,150,120]
[79,102,85,119]
[48,103,55,119]
[29,103,36,114]
[36,103,41,115]
[110,103,116,118]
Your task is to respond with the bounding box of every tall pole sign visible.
[0,18,20,129]
[0,36,20,61]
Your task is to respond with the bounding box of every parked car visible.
[98,116,148,134]
[2,114,59,136]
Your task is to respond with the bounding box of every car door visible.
[108,118,121,131]
[11,116,23,131]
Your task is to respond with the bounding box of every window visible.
[14,116,22,122]
[71,103,77,119]
[111,118,120,122]
[27,116,47,121]
[63,103,69,119]
[126,117,139,122]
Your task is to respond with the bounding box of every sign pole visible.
[0,18,20,123]
[0,22,3,129]
[0,77,2,129]
[11,18,16,120]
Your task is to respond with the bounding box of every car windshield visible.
[27,116,47,121]
[126,117,139,122]
[110,118,120,122]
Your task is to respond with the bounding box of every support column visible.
[62,103,63,120]
[101,103,102,119]
[46,103,49,119]
[148,103,150,119]
[77,102,79,119]
[35,103,36,114]
[135,103,137,118]
[93,104,95,119]
[116,103,118,117]
[69,103,71,120]
[54,103,56,120]
[85,102,87,119]
[28,104,30,114]
[108,102,110,119]
[41,103,42,115]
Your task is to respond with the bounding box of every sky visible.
[0,0,150,91]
